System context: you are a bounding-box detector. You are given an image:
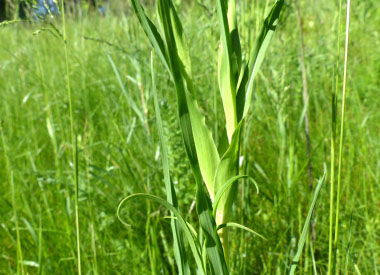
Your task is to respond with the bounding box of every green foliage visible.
[127,0,284,272]
[0,0,379,274]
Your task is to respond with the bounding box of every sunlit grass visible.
[0,0,379,274]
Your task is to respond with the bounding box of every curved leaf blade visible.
[217,222,267,240]
[212,175,259,216]
[289,172,327,275]
[117,193,205,274]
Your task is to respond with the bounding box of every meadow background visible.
[0,0,379,274]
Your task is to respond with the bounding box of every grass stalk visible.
[334,0,351,270]
[60,1,81,273]
[1,121,24,275]
[11,173,24,275]
[328,0,343,273]
[151,52,189,274]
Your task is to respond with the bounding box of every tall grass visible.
[334,0,351,270]
[0,0,378,273]
[61,0,82,273]
[328,0,351,273]
[117,0,330,273]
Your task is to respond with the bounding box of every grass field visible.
[0,0,379,274]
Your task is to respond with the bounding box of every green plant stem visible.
[1,122,24,275]
[60,1,81,274]
[328,0,343,273]
[334,0,351,269]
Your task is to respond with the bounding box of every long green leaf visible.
[217,0,237,141]
[117,193,205,274]
[236,0,284,121]
[130,0,169,73]
[289,171,326,275]
[132,1,230,273]
[195,180,229,275]
[156,1,228,273]
[151,53,189,275]
[157,0,220,197]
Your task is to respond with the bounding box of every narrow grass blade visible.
[151,53,189,275]
[195,180,229,275]
[107,54,146,128]
[289,172,326,275]
[334,1,351,270]
[74,134,81,275]
[117,193,205,274]
[167,3,192,79]
[227,0,242,81]
[130,0,169,72]
[163,216,198,238]
[212,174,258,216]
[217,222,266,240]
[236,0,284,121]
[216,0,237,141]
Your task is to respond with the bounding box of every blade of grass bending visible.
[236,0,284,121]
[151,53,189,275]
[217,222,266,240]
[212,174,259,216]
[117,194,205,274]
[289,172,326,275]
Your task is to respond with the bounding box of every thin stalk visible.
[334,0,351,269]
[60,1,81,274]
[328,0,343,273]
[38,214,43,275]
[11,173,24,275]
[138,77,150,136]
[328,111,336,275]
[1,122,24,274]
